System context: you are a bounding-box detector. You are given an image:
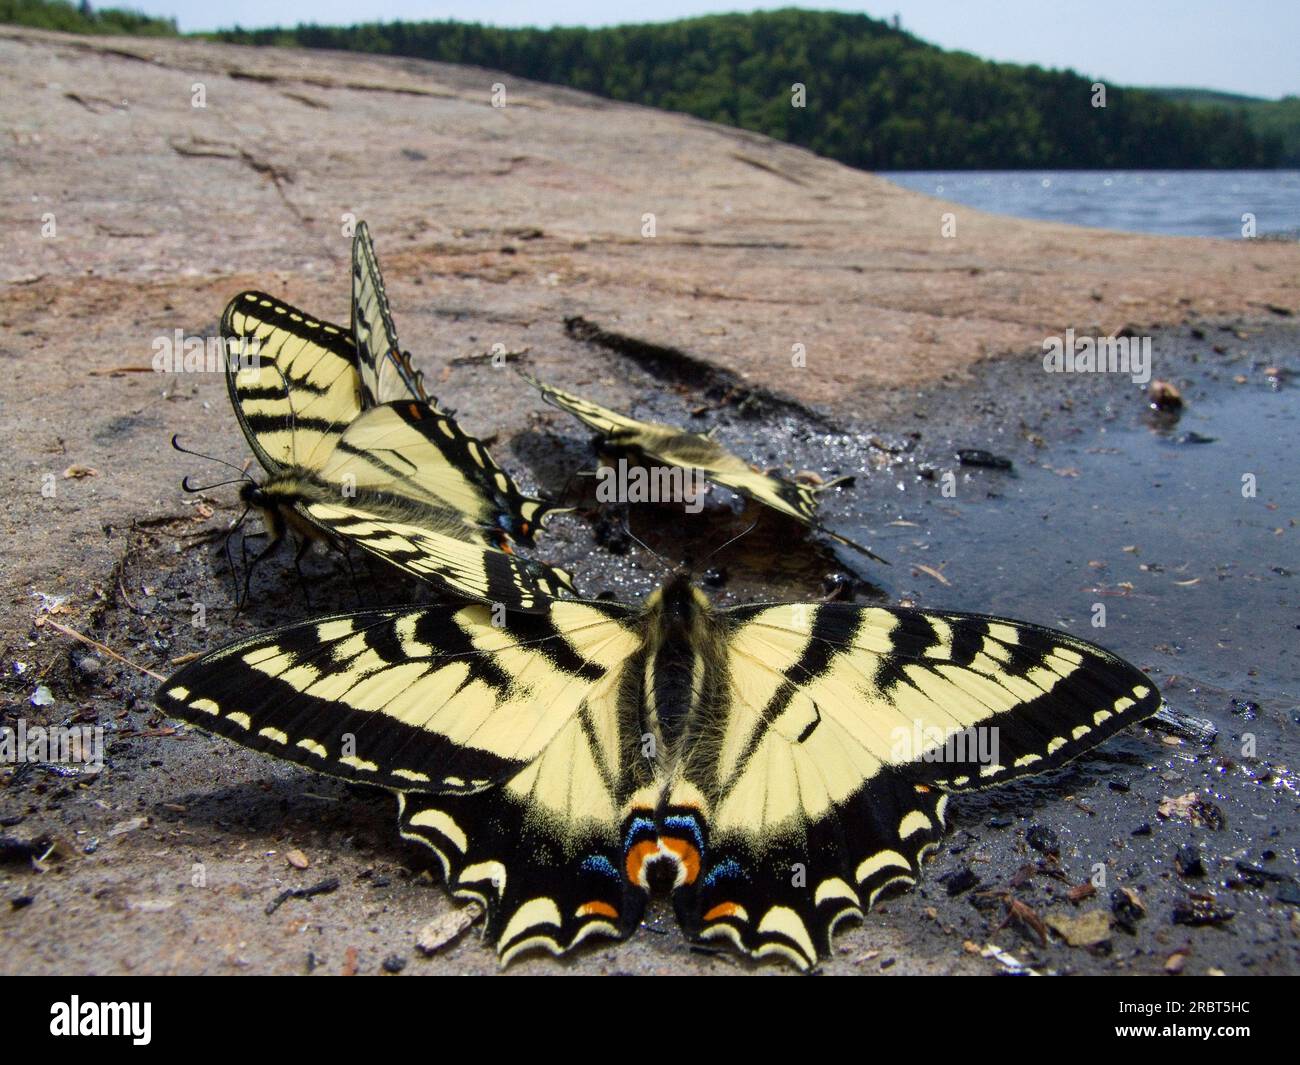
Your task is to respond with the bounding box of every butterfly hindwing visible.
[661,599,1159,967]
[161,599,656,959]
[320,400,565,544]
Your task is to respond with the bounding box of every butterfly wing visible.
[663,602,1160,968]
[351,221,435,407]
[158,598,657,960]
[524,373,883,561]
[319,400,565,545]
[285,478,575,610]
[221,291,363,473]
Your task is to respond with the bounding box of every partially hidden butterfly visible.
[522,373,886,563]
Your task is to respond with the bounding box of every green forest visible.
[0,0,174,35]
[5,2,1295,168]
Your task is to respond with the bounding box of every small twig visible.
[35,617,165,681]
[266,877,341,915]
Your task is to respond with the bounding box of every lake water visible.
[881,170,1300,239]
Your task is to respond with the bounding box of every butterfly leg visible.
[291,536,314,608]
[238,532,280,614]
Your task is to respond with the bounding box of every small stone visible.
[1174,843,1204,878]
[1172,896,1234,927]
[1147,380,1183,411]
[1026,825,1059,856]
[942,867,980,897]
[1046,909,1112,947]
[286,849,310,869]
[30,686,54,707]
[382,954,407,974]
[1165,951,1188,975]
[1111,887,1146,931]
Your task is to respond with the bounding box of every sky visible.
[135,1,1298,100]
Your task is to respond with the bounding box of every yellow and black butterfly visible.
[522,374,885,562]
[157,571,1159,969]
[218,290,573,610]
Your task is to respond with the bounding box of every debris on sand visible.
[1046,909,1112,947]
[415,903,484,956]
[1158,792,1226,830]
[265,876,340,915]
[1172,895,1235,927]
[1147,379,1184,412]
[956,448,1013,470]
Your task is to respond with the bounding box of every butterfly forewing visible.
[222,291,363,473]
[351,221,434,407]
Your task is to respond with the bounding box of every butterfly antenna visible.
[172,435,251,481]
[698,519,759,570]
[622,521,672,576]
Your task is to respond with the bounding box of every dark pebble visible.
[986,817,1012,829]
[1235,861,1291,885]
[382,954,407,974]
[956,448,1013,470]
[1229,698,1259,721]
[879,957,895,970]
[1171,898,1235,927]
[942,867,980,897]
[10,895,35,910]
[1174,843,1205,878]
[1190,800,1226,831]
[1108,780,1130,793]
[821,572,854,600]
[1026,825,1059,856]
[1111,889,1145,931]
[1131,823,1153,837]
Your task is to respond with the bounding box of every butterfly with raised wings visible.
[522,373,886,563]
[157,571,1158,968]
[219,283,572,611]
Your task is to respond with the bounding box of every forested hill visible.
[2,3,1284,168]
[207,9,1279,169]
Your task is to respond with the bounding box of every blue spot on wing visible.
[662,813,704,853]
[704,859,748,887]
[580,855,619,880]
[623,816,656,851]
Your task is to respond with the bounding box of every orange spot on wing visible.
[660,837,701,885]
[408,403,422,419]
[703,902,743,922]
[577,901,618,920]
[625,840,659,886]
